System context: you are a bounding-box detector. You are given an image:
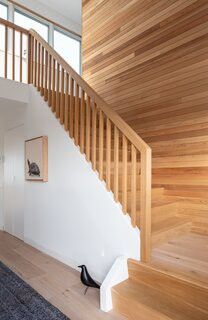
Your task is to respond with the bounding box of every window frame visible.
[14,7,50,42]
[54,26,81,74]
[0,0,82,74]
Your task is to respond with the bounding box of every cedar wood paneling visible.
[82,0,208,231]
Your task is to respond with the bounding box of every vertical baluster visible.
[52,58,56,112]
[37,42,41,90]
[60,67,65,124]
[4,26,8,79]
[74,83,80,145]
[99,110,104,180]
[20,32,23,82]
[122,135,128,213]
[114,126,119,202]
[41,45,44,96]
[33,39,37,86]
[86,96,91,161]
[12,28,15,81]
[80,89,85,153]
[69,77,74,138]
[56,62,60,118]
[48,54,52,107]
[44,50,48,101]
[106,118,111,190]
[131,144,137,227]
[64,73,69,131]
[92,102,97,170]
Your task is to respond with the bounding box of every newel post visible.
[140,147,152,263]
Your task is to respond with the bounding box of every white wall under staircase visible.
[0,78,139,282]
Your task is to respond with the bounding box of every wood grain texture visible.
[151,232,208,285]
[0,231,124,320]
[82,0,208,234]
[82,0,208,162]
[112,257,208,320]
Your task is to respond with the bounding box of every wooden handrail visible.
[0,19,152,263]
[29,29,150,154]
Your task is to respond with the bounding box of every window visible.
[54,29,81,74]
[14,10,48,41]
[0,3,7,19]
[0,2,81,74]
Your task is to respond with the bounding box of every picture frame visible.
[25,136,48,182]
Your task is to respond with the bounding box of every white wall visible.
[0,78,29,105]
[24,86,139,282]
[0,78,28,230]
[0,79,140,282]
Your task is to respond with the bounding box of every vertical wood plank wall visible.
[82,0,208,232]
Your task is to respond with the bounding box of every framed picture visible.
[25,136,48,182]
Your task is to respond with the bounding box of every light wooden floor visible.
[0,231,126,320]
[151,232,208,285]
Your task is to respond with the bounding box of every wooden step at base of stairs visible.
[152,216,192,247]
[112,260,208,320]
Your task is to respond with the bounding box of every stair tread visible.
[112,278,208,320]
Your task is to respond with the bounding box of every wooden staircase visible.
[0,17,207,320]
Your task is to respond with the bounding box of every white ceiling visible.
[37,0,82,25]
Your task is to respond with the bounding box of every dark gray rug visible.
[0,261,69,319]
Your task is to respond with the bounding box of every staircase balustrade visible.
[0,18,152,262]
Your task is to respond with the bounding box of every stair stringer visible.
[23,84,140,282]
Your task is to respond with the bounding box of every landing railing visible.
[0,18,152,262]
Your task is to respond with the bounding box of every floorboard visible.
[0,231,126,320]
